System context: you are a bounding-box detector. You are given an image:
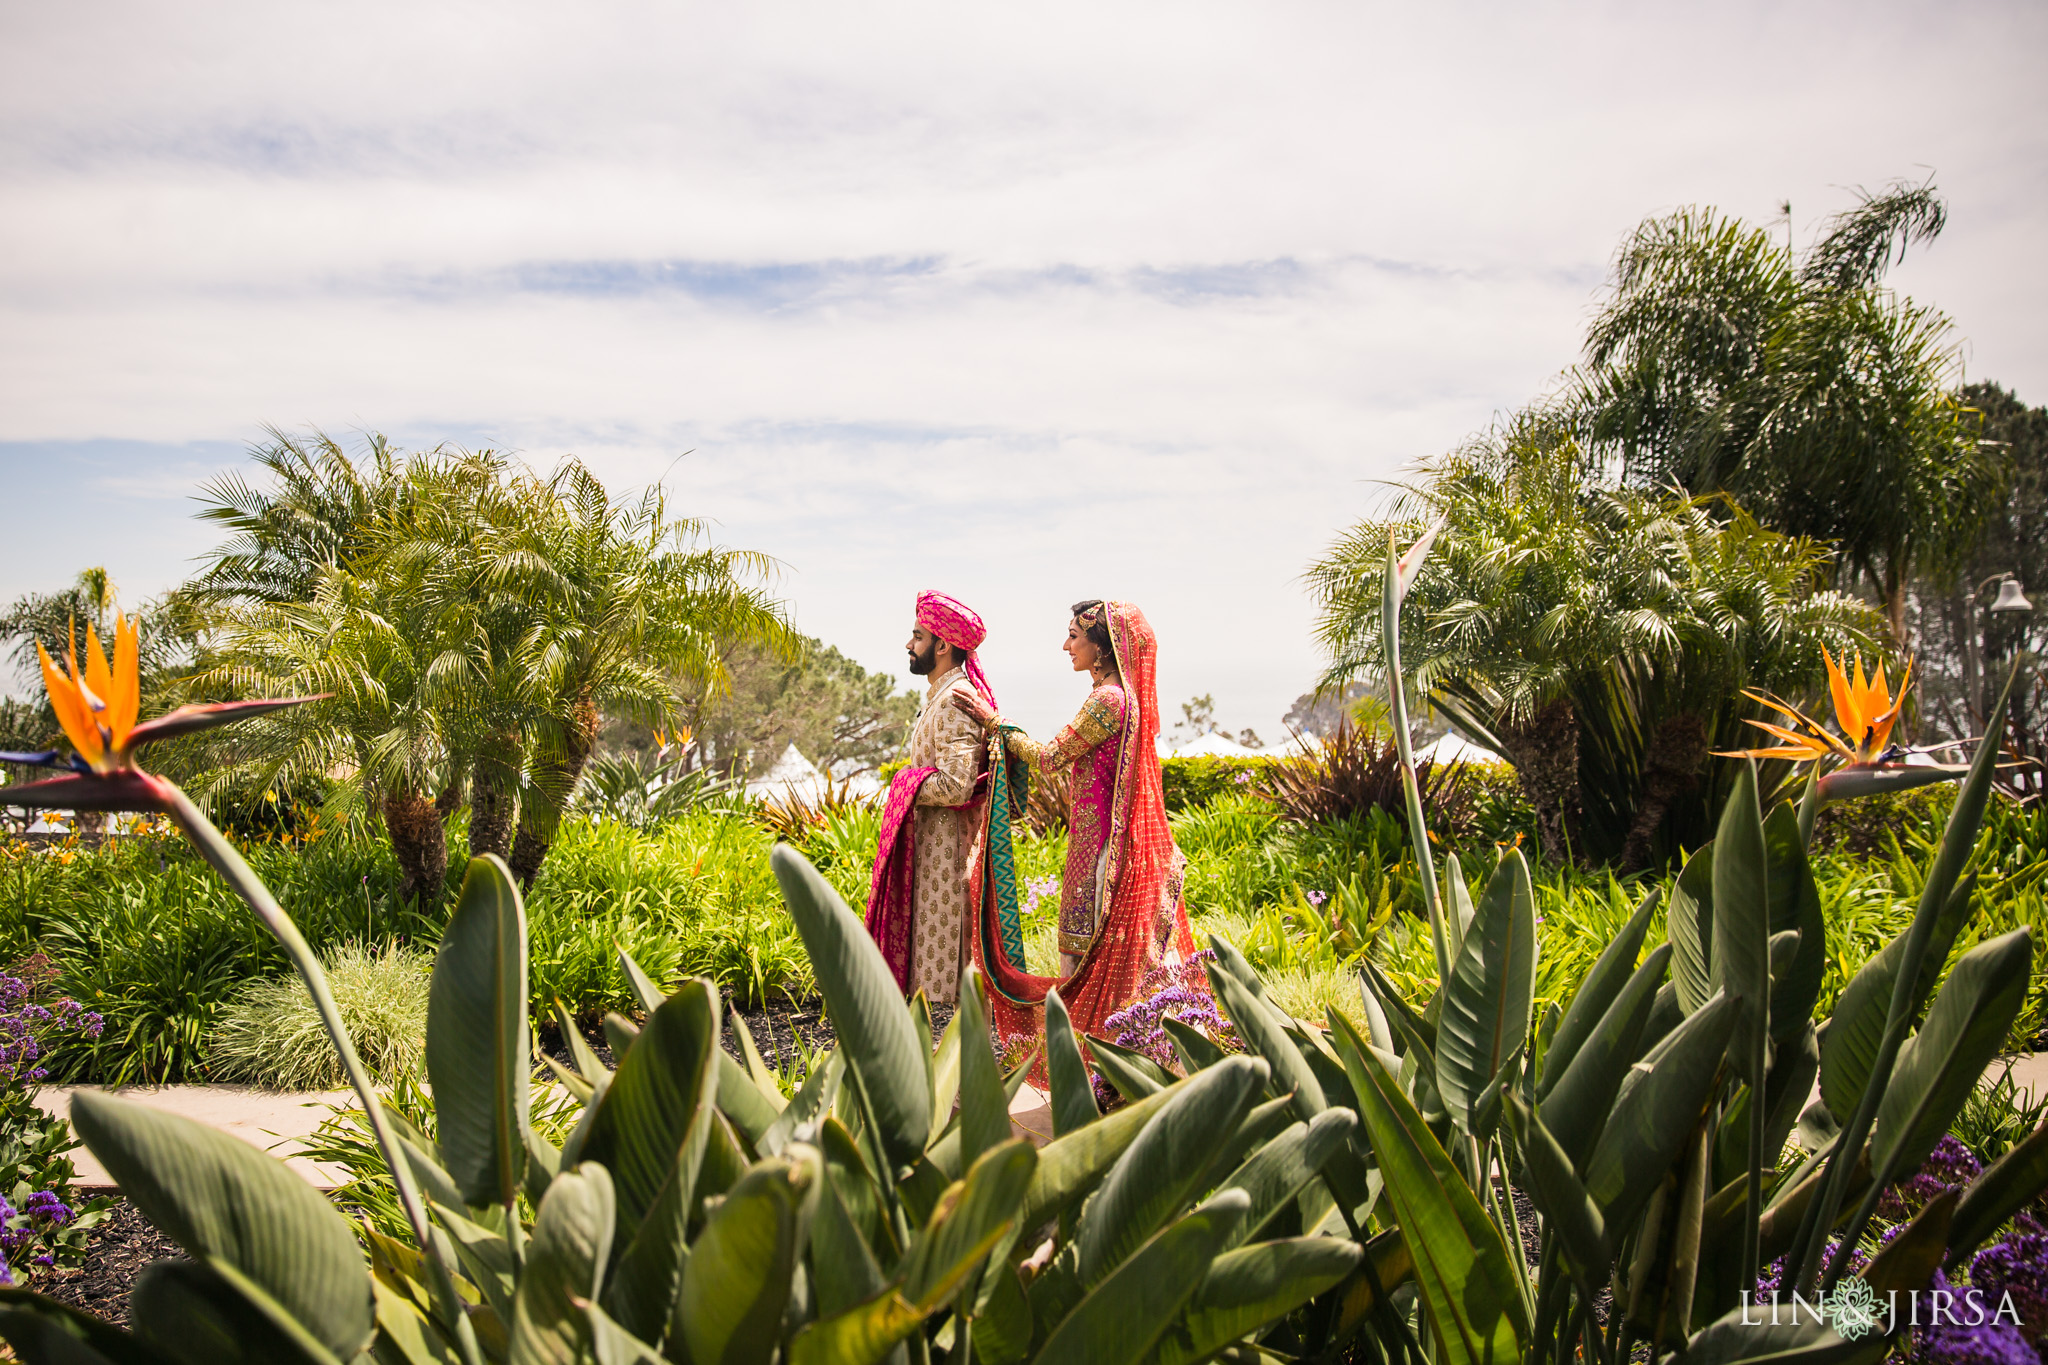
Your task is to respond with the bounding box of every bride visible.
[952,599,1197,1044]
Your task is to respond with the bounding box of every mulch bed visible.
[36,1200,183,1327]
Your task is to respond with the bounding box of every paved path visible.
[1010,1082,1054,1146]
[1998,1052,2048,1102]
[35,1086,358,1191]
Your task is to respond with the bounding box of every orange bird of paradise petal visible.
[36,640,104,767]
[35,614,146,773]
[1824,648,1860,741]
[109,615,140,751]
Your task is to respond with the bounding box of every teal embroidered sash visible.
[982,724,1031,969]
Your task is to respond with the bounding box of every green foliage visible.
[207,942,430,1091]
[1157,755,1269,813]
[1308,415,1880,868]
[672,633,917,781]
[0,822,1393,1365]
[181,430,797,895]
[0,812,835,1082]
[1579,183,1996,621]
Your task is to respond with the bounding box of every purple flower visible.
[1913,1269,2041,1364]
[1304,890,1328,908]
[1102,951,1238,1073]
[1915,1320,2038,1365]
[1881,1135,1982,1222]
[1754,1239,1869,1301]
[1970,1232,2048,1339]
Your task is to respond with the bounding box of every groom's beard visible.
[908,640,938,675]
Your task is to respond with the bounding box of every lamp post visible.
[1972,574,2034,723]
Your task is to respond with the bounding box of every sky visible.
[2,1,2044,740]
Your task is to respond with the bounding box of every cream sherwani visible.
[906,664,985,1005]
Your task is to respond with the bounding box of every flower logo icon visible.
[1822,1278,1883,1341]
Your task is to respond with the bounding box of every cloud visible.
[1,0,2044,734]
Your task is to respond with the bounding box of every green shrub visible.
[207,942,431,1091]
[1809,782,1953,856]
[1159,754,1270,811]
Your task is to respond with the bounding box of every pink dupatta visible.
[865,765,937,991]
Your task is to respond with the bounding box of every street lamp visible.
[1990,577,2034,615]
[1965,576,2033,725]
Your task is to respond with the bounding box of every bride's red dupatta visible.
[971,601,1197,1052]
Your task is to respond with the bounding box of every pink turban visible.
[916,589,998,710]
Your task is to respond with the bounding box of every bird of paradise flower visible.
[0,617,478,1345]
[1720,648,1972,801]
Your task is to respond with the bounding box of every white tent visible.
[745,743,827,801]
[1417,732,1497,765]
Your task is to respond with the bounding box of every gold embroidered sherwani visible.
[906,664,985,1005]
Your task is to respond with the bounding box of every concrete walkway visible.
[35,1086,358,1191]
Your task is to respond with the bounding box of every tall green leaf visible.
[1328,1011,1527,1363]
[1539,887,1660,1099]
[1213,1108,1358,1249]
[68,1093,371,1363]
[1074,1056,1268,1287]
[426,855,530,1210]
[1206,956,1325,1122]
[1507,1095,1606,1277]
[771,847,931,1169]
[1435,849,1537,1137]
[1018,1085,1179,1233]
[1032,1193,1249,1365]
[1150,1237,1363,1365]
[956,967,1012,1169]
[676,1153,814,1365]
[129,1260,343,1365]
[1085,1035,1171,1102]
[1762,803,1827,1042]
[901,1140,1038,1307]
[1710,763,1770,1083]
[1539,943,1670,1171]
[1817,874,1976,1121]
[578,980,721,1242]
[509,1163,615,1365]
[1581,991,1738,1236]
[1667,849,1714,1016]
[1043,989,1100,1138]
[1873,928,2033,1182]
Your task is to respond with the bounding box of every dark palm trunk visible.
[385,788,448,905]
[1497,697,1583,866]
[468,736,523,862]
[508,696,598,889]
[1621,713,1710,872]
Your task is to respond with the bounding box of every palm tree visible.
[499,462,797,885]
[1308,411,1877,866]
[365,450,540,864]
[186,433,794,884]
[1576,180,1998,639]
[186,429,406,608]
[191,565,449,901]
[1583,502,1878,867]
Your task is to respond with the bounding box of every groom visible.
[866,590,997,1004]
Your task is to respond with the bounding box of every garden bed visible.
[36,1200,182,1327]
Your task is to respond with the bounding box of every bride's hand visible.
[952,690,996,729]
